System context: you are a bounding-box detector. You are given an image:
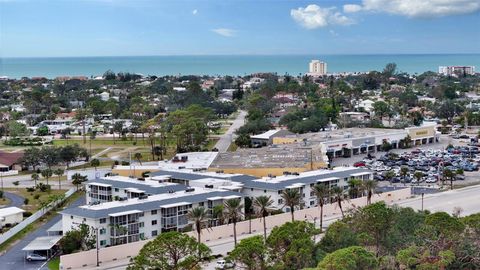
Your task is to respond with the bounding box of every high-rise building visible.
[438,66,475,76]
[309,60,327,75]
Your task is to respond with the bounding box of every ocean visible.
[1,54,479,79]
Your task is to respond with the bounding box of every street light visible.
[92,227,100,267]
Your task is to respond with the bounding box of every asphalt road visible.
[0,195,85,270]
[214,110,246,152]
[395,184,480,216]
[3,191,25,208]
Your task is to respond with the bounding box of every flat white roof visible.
[47,220,63,232]
[0,206,25,217]
[251,129,281,140]
[351,172,370,177]
[316,177,340,182]
[109,210,142,217]
[161,202,190,208]
[88,182,112,188]
[22,236,62,251]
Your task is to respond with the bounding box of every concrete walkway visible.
[214,110,246,152]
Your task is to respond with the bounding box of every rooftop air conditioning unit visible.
[185,187,195,192]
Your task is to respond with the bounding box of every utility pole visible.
[96,228,100,267]
[421,192,425,211]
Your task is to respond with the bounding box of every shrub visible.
[121,161,130,166]
[0,190,3,198]
[26,187,35,192]
[13,181,19,186]
[24,198,29,205]
[36,183,51,192]
[34,194,40,200]
[23,211,32,218]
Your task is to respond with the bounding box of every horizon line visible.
[2,52,480,59]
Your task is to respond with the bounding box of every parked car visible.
[26,253,47,261]
[353,161,366,167]
[215,259,235,269]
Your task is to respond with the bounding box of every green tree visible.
[21,147,41,170]
[31,173,39,186]
[414,171,424,185]
[134,152,143,165]
[318,246,378,270]
[347,179,363,199]
[72,173,87,190]
[281,189,303,222]
[331,186,347,218]
[187,207,209,257]
[253,195,274,241]
[267,221,316,269]
[354,202,394,256]
[318,221,358,253]
[128,231,210,270]
[229,235,268,270]
[361,180,377,205]
[90,158,100,170]
[41,168,53,186]
[59,223,96,254]
[6,121,29,137]
[54,168,64,190]
[312,184,330,232]
[224,198,244,246]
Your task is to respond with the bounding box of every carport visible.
[47,220,63,236]
[22,235,62,261]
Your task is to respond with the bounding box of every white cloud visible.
[343,4,363,13]
[211,28,236,37]
[192,9,198,15]
[290,4,355,29]
[329,30,339,36]
[358,0,480,18]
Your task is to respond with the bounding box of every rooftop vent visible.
[205,184,214,189]
[185,187,195,192]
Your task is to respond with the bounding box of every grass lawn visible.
[0,196,12,207]
[227,142,238,152]
[0,190,84,253]
[48,257,60,270]
[4,188,68,213]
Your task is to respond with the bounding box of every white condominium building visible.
[62,187,243,247]
[309,60,327,75]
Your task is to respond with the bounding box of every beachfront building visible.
[309,60,327,75]
[438,66,475,76]
[62,187,244,247]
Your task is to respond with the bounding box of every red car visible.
[353,161,366,167]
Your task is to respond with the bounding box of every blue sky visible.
[1,0,479,57]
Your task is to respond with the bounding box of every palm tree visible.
[223,198,243,246]
[347,179,362,199]
[362,180,377,205]
[53,168,64,190]
[312,184,330,232]
[72,173,86,190]
[414,171,424,185]
[41,168,52,186]
[90,158,100,171]
[212,204,224,226]
[253,195,274,241]
[187,207,208,258]
[281,189,303,222]
[331,186,347,218]
[400,166,409,185]
[31,173,39,187]
[134,152,143,165]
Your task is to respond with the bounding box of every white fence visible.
[0,188,76,246]
[0,170,19,177]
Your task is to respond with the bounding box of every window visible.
[100,240,107,246]
[70,216,73,219]
[251,188,254,191]
[139,212,144,217]
[140,233,145,239]
[83,218,86,222]
[310,201,315,206]
[278,199,283,204]
[115,188,119,192]
[278,190,282,194]
[264,190,267,193]
[100,218,106,224]
[310,191,314,197]
[310,183,314,187]
[151,220,157,225]
[139,222,144,228]
[152,230,158,236]
[151,210,157,215]
[199,202,204,206]
[100,228,106,235]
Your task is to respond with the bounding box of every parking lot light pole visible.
[94,227,99,267]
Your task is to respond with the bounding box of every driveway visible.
[0,195,85,270]
[3,191,25,208]
[214,110,246,152]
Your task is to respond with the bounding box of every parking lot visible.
[331,134,480,188]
